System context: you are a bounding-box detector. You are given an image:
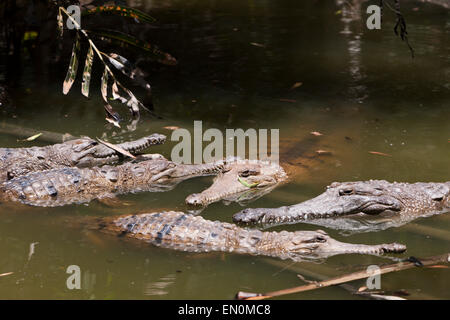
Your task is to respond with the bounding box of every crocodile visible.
[185,159,287,207]
[0,133,166,182]
[232,180,450,231]
[0,156,227,207]
[0,157,286,208]
[93,211,406,261]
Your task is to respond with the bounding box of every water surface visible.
[0,0,449,299]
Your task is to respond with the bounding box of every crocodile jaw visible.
[317,236,406,256]
[259,230,406,261]
[233,183,403,225]
[287,231,406,259]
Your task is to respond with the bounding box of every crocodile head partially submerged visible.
[100,211,406,262]
[264,229,406,259]
[233,180,450,228]
[185,159,287,207]
[0,133,166,181]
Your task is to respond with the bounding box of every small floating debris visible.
[316,150,332,155]
[163,126,180,131]
[425,265,449,269]
[250,42,265,48]
[18,133,43,142]
[28,242,39,261]
[290,82,303,90]
[104,104,121,128]
[358,286,368,292]
[0,272,14,277]
[310,131,323,136]
[369,151,392,157]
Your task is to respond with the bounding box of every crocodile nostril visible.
[186,195,202,206]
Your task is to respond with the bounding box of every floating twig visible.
[369,151,392,157]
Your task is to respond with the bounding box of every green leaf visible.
[22,133,43,142]
[111,81,127,103]
[104,103,121,128]
[237,176,259,188]
[100,67,109,102]
[107,53,133,71]
[87,29,177,65]
[82,5,156,24]
[106,53,151,91]
[23,31,38,41]
[63,33,80,95]
[81,43,94,97]
[124,89,143,116]
[57,9,63,37]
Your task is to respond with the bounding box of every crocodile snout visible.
[185,194,204,206]
[380,243,407,253]
[232,208,266,223]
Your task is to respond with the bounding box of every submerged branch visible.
[236,253,450,300]
[0,122,77,143]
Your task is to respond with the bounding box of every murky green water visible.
[0,0,449,299]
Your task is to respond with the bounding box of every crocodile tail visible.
[94,134,167,158]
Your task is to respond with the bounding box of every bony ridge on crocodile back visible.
[232,180,450,230]
[94,211,406,262]
[0,133,167,181]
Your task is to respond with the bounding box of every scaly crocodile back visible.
[99,211,406,261]
[0,167,100,206]
[0,134,166,181]
[0,159,204,207]
[110,211,264,254]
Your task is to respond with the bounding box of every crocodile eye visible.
[239,170,250,177]
[7,172,14,180]
[239,169,258,177]
[314,235,327,243]
[339,188,354,196]
[304,235,327,243]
